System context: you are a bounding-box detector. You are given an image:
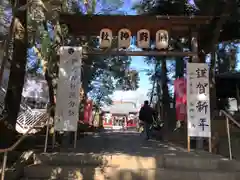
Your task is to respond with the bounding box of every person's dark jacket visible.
[139,105,154,124]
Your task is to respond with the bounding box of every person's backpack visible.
[139,108,144,121]
[139,106,152,122]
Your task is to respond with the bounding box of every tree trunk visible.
[45,69,55,115]
[209,48,217,116]
[156,79,161,116]
[0,17,15,85]
[176,57,184,78]
[1,0,27,147]
[149,80,156,105]
[150,60,159,105]
[161,57,171,140]
[199,1,234,55]
[5,0,27,126]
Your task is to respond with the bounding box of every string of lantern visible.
[99,28,168,49]
[96,28,197,57]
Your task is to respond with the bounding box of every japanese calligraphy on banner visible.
[187,63,211,138]
[55,47,82,132]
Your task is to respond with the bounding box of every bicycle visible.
[138,117,164,137]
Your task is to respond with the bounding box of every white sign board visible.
[54,47,82,132]
[187,63,211,137]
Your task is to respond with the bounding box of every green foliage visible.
[25,0,140,107]
[0,0,11,37]
[90,71,114,106]
[100,0,124,14]
[40,31,52,59]
[134,0,239,113]
[82,46,139,103]
[216,43,238,73]
[133,0,193,15]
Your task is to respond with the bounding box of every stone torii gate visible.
[59,14,213,61]
[59,14,213,149]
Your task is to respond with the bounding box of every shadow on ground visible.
[44,130,191,180]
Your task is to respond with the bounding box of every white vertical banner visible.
[54,47,82,132]
[187,63,211,137]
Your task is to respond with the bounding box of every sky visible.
[110,0,152,103]
[110,0,240,104]
[111,56,153,104]
[27,0,151,104]
[109,0,199,103]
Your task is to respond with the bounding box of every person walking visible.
[139,100,154,140]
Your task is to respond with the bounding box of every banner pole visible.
[44,115,50,153]
[208,137,212,153]
[187,136,191,152]
[74,131,77,149]
[52,130,56,150]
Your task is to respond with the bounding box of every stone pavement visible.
[23,130,240,180]
[75,130,211,157]
[75,130,186,156]
[72,130,220,170]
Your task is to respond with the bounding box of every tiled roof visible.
[102,102,138,114]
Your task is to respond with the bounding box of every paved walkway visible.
[63,130,222,179]
[73,130,216,169]
[74,130,177,179]
[33,130,229,180]
[76,130,185,156]
[75,130,214,155]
